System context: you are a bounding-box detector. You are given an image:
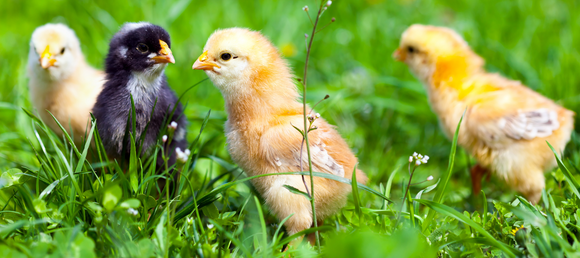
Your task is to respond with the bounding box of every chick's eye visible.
[60,47,65,54]
[407,46,416,53]
[137,43,149,53]
[221,53,232,61]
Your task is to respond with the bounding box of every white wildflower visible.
[170,121,178,129]
[127,208,138,216]
[421,158,428,164]
[326,1,332,6]
[176,147,190,163]
[207,223,214,229]
[418,154,423,159]
[315,113,321,118]
[187,217,193,225]
[409,156,413,163]
[427,175,434,181]
[162,135,168,143]
[415,160,421,166]
[323,6,327,11]
[413,152,418,158]
[424,155,429,161]
[302,5,308,11]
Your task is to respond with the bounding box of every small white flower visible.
[323,6,327,11]
[427,175,434,181]
[176,147,190,163]
[418,154,423,159]
[170,121,178,129]
[409,156,413,163]
[315,113,321,118]
[304,33,309,38]
[424,155,429,161]
[415,160,421,166]
[413,152,418,158]
[326,0,332,6]
[162,135,168,143]
[187,217,193,225]
[302,5,308,11]
[421,158,428,164]
[127,208,138,216]
[207,223,214,229]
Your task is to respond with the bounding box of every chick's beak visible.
[39,46,56,69]
[192,51,221,70]
[393,48,405,62]
[151,40,175,64]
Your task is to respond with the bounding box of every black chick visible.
[93,22,187,175]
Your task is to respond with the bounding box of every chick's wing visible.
[260,114,346,177]
[464,75,563,147]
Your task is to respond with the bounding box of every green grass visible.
[1,0,580,257]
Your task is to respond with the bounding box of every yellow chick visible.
[27,23,105,144]
[394,24,574,203]
[192,28,368,236]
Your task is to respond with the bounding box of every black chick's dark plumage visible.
[93,22,187,173]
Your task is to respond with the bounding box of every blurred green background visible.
[0,0,579,252]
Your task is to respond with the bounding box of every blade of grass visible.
[422,110,465,232]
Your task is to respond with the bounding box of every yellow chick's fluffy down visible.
[394,24,574,204]
[27,23,104,144]
[193,28,368,235]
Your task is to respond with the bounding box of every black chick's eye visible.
[61,47,65,54]
[136,43,149,53]
[407,46,416,53]
[221,53,232,61]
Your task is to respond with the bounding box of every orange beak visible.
[39,45,56,69]
[393,48,406,62]
[192,50,221,70]
[151,40,175,64]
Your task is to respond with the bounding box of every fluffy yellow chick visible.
[192,28,368,236]
[394,24,574,203]
[27,23,105,144]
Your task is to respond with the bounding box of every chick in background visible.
[394,24,574,203]
[192,28,368,238]
[92,22,187,177]
[27,23,104,144]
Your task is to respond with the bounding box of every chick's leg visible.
[470,164,489,195]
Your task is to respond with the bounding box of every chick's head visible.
[393,24,483,82]
[193,28,292,98]
[106,22,175,75]
[29,23,82,81]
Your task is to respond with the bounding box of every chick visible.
[394,24,574,203]
[192,28,368,236]
[93,22,187,173]
[27,23,105,143]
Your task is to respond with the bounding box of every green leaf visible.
[137,194,157,211]
[283,184,311,201]
[0,168,24,189]
[128,133,139,193]
[103,184,122,211]
[119,198,141,209]
[415,199,520,257]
